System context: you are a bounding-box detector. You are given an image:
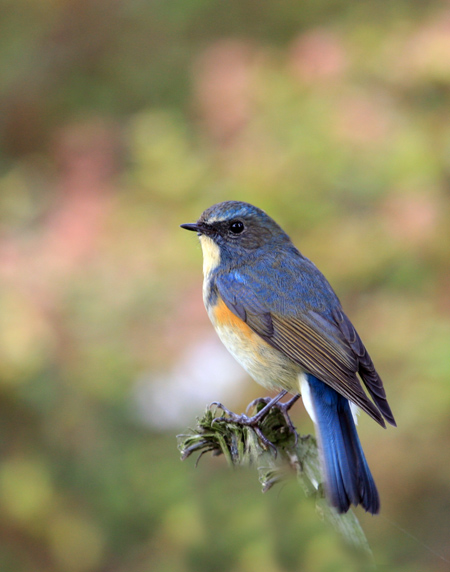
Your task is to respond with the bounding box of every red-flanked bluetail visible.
[181,201,396,514]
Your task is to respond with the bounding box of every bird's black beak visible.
[180,223,200,232]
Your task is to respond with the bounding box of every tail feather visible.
[306,374,380,514]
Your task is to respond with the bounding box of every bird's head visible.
[181,201,291,275]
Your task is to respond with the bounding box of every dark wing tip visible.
[334,308,397,428]
[384,413,397,427]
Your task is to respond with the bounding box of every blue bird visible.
[181,201,396,514]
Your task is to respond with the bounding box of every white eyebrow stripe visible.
[206,216,227,224]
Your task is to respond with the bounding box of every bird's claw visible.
[210,401,250,425]
[210,400,278,453]
[245,394,300,446]
[274,394,301,445]
[253,425,278,455]
[246,396,271,413]
[209,392,300,450]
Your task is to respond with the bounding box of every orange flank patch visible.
[212,298,255,340]
[209,295,299,392]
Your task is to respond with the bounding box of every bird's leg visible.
[247,393,301,444]
[278,393,301,444]
[211,390,301,451]
[211,390,288,427]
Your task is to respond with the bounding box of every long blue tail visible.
[306,374,380,514]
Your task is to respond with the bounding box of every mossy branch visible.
[178,400,373,555]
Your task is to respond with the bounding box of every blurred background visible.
[1,0,450,570]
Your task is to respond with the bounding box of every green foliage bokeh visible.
[0,1,450,571]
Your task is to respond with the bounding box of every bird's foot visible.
[211,390,287,427]
[210,400,277,453]
[246,393,300,445]
[210,390,300,453]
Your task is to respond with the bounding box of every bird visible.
[181,201,396,514]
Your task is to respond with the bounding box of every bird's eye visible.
[229,220,244,234]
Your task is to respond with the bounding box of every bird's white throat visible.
[199,234,221,278]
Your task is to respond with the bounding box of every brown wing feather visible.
[266,315,386,427]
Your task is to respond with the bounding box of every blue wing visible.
[213,249,395,428]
